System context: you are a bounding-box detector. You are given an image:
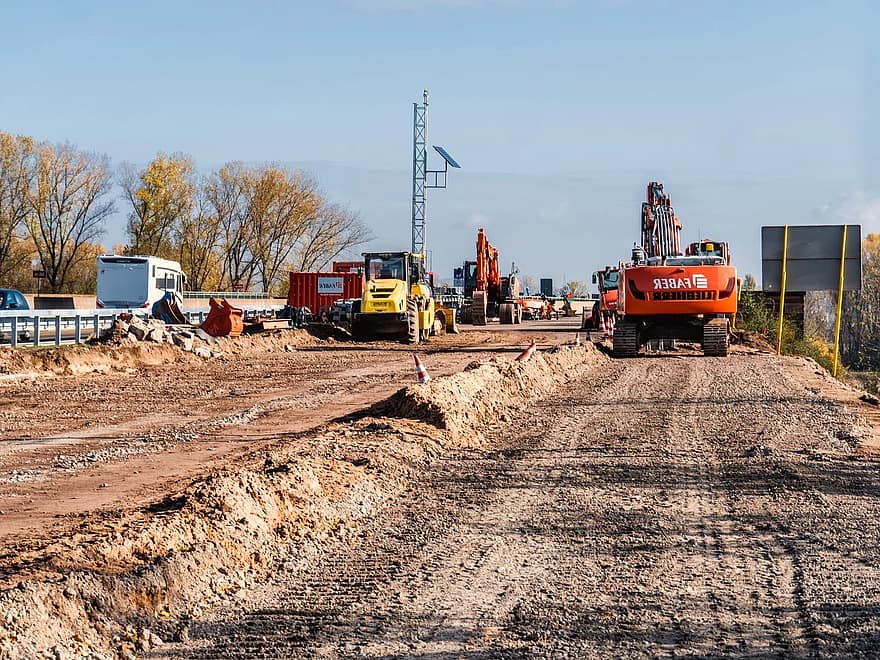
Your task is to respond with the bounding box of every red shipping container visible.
[287,271,363,316]
[332,260,364,274]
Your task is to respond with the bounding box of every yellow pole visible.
[832,225,848,377]
[776,225,789,355]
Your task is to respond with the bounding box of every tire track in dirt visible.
[153,352,880,659]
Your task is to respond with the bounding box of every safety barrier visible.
[0,304,284,348]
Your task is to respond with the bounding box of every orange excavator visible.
[614,182,738,357]
[460,227,522,325]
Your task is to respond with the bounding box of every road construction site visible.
[0,319,879,658]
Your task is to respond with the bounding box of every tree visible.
[0,133,36,283]
[559,280,589,297]
[247,167,319,292]
[293,202,372,272]
[24,142,114,292]
[841,233,880,368]
[175,184,222,291]
[121,154,194,258]
[205,162,254,289]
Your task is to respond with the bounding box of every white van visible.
[96,255,186,309]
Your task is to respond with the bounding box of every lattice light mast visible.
[411,89,460,264]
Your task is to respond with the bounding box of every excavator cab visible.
[686,239,730,264]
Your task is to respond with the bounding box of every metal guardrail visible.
[0,304,285,348]
[183,291,278,300]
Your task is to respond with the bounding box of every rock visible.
[193,328,217,344]
[128,323,147,341]
[193,346,212,359]
[284,344,296,352]
[173,332,194,352]
[859,393,879,406]
[63,586,76,598]
[176,625,190,643]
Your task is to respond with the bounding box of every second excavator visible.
[460,227,522,325]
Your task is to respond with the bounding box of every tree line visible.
[0,132,371,295]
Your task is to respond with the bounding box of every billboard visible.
[762,225,861,292]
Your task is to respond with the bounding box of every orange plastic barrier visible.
[200,298,244,338]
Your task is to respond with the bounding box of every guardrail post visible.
[74,315,82,343]
[93,314,100,339]
[32,315,40,347]
[54,315,62,346]
[11,317,17,348]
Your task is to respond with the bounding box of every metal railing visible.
[0,304,285,348]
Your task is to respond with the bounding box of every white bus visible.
[96,255,186,309]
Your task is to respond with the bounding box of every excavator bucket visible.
[435,305,459,334]
[151,291,188,325]
[200,298,244,338]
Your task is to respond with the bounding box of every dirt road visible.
[156,351,880,658]
[0,323,570,544]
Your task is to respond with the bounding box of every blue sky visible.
[1,0,875,286]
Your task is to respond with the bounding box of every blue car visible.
[0,289,29,310]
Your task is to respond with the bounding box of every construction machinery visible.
[614,181,738,358]
[584,265,620,330]
[460,227,523,325]
[350,251,445,344]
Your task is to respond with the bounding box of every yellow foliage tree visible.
[121,153,194,258]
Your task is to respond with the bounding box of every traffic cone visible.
[598,313,607,339]
[573,332,581,346]
[515,338,537,362]
[413,354,431,384]
[605,315,614,340]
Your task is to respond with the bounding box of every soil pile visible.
[0,339,602,658]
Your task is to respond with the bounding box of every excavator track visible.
[612,321,639,358]
[472,291,488,326]
[702,318,729,356]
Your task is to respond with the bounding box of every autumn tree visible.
[0,133,35,282]
[292,202,371,273]
[24,142,114,292]
[841,233,880,368]
[205,162,254,289]
[175,184,222,291]
[121,154,194,258]
[246,167,320,293]
[560,280,589,297]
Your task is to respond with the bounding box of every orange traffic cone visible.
[598,313,607,338]
[515,338,537,362]
[605,315,614,340]
[413,354,431,384]
[574,332,581,346]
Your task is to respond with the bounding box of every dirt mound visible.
[0,341,603,657]
[375,344,608,445]
[0,328,321,380]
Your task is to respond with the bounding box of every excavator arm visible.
[641,181,682,259]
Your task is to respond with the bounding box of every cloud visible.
[817,191,880,232]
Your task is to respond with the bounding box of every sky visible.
[0,0,875,287]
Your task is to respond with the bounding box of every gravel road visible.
[156,351,880,659]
